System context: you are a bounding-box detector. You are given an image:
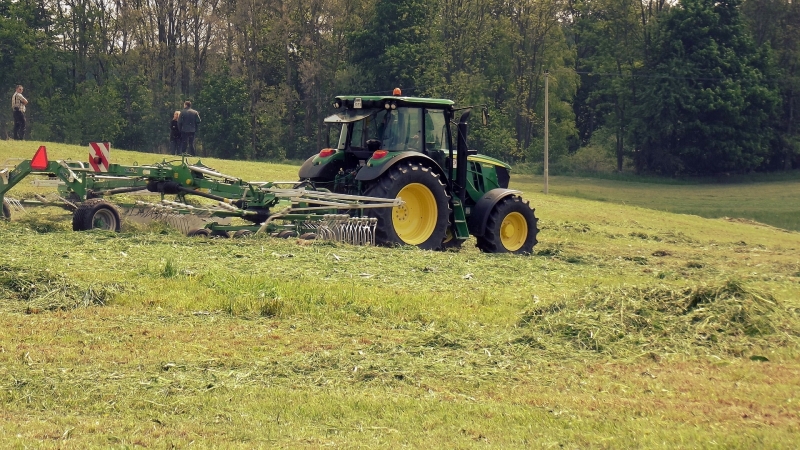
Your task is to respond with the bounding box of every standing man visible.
[11,85,28,140]
[177,100,201,155]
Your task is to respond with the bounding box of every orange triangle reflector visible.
[31,146,49,170]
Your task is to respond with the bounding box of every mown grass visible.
[1,141,799,447]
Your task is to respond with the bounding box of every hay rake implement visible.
[0,146,399,245]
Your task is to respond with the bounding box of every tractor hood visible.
[323,110,375,123]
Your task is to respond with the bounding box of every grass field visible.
[1,141,799,448]
[516,173,800,232]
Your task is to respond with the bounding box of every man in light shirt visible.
[11,85,28,140]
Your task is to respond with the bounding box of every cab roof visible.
[333,95,455,110]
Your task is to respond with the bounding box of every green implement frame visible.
[1,146,399,243]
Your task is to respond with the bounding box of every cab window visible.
[368,108,423,151]
[425,110,449,152]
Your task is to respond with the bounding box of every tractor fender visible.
[298,154,344,180]
[355,152,446,182]
[467,188,521,237]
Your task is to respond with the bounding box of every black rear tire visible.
[188,228,211,237]
[72,199,121,232]
[364,161,450,250]
[476,195,538,254]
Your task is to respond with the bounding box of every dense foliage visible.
[0,0,798,175]
[631,0,781,174]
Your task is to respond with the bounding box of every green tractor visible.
[298,90,539,254]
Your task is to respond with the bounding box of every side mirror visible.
[481,107,489,126]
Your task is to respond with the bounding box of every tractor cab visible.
[299,93,456,191]
[329,103,451,158]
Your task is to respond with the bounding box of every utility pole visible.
[544,70,549,194]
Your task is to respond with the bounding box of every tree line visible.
[1,0,798,175]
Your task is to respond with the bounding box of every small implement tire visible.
[364,161,450,250]
[276,230,298,239]
[476,195,538,254]
[187,228,211,237]
[210,230,230,238]
[2,202,10,221]
[72,198,121,232]
[298,232,317,240]
[233,229,253,238]
[441,226,464,250]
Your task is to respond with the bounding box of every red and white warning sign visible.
[89,141,110,172]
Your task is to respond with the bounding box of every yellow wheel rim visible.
[393,183,437,245]
[500,211,528,251]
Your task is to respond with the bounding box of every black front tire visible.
[476,195,538,254]
[364,161,450,250]
[72,199,121,232]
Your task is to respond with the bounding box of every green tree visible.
[196,73,251,159]
[349,0,440,93]
[0,0,66,139]
[453,0,578,165]
[108,75,161,152]
[566,0,650,171]
[631,0,780,174]
[39,80,124,145]
[742,0,800,169]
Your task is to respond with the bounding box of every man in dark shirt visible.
[177,100,201,155]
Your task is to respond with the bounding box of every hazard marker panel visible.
[89,142,111,172]
[31,146,49,171]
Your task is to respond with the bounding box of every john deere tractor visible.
[298,90,539,254]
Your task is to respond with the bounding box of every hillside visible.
[1,142,798,447]
[514,172,800,232]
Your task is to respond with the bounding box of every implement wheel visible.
[441,226,464,250]
[476,195,538,254]
[365,161,450,250]
[72,199,121,232]
[188,228,211,237]
[2,202,9,221]
[233,229,253,238]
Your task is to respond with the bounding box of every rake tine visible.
[4,197,24,212]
